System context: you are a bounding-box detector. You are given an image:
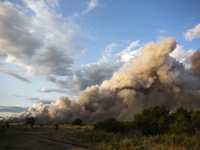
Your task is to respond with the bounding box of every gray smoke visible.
[191,49,200,76]
[1,37,200,124]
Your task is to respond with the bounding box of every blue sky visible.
[0,0,200,118]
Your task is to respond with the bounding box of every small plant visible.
[72,118,82,125]
[5,121,9,129]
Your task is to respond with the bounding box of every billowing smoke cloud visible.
[191,49,200,76]
[1,38,200,124]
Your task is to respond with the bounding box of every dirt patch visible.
[38,139,89,150]
[43,138,104,150]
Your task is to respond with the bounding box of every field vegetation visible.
[1,104,200,150]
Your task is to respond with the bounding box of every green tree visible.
[134,103,170,135]
[170,114,189,135]
[72,118,82,125]
[25,117,35,127]
[170,106,191,134]
[170,106,190,122]
[191,109,200,130]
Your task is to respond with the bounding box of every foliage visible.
[72,118,82,125]
[25,117,35,127]
[93,118,125,132]
[170,106,191,134]
[191,110,200,130]
[120,121,138,132]
[133,103,170,135]
[170,114,190,135]
[170,106,191,122]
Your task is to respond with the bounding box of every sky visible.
[0,0,200,118]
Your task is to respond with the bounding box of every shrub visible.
[72,118,82,125]
[25,117,35,127]
[121,121,138,132]
[93,118,124,132]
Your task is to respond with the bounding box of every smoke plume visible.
[191,49,200,76]
[1,37,200,124]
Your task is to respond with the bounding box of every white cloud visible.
[41,43,126,97]
[184,23,200,41]
[117,40,141,62]
[45,0,59,9]
[25,96,55,104]
[0,2,43,57]
[0,1,83,80]
[83,0,100,14]
[44,41,143,96]
[42,60,124,97]
[170,44,195,69]
[0,0,103,100]
[99,43,118,62]
[157,29,167,34]
[39,87,68,94]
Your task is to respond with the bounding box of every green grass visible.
[1,124,200,150]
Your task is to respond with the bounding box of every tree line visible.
[93,103,200,135]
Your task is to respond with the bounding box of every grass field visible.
[1,124,200,150]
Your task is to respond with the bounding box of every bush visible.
[133,103,170,135]
[93,118,124,132]
[72,118,82,125]
[121,121,138,132]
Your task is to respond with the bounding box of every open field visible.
[0,125,99,150]
[1,124,200,150]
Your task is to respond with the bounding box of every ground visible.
[0,125,103,150]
